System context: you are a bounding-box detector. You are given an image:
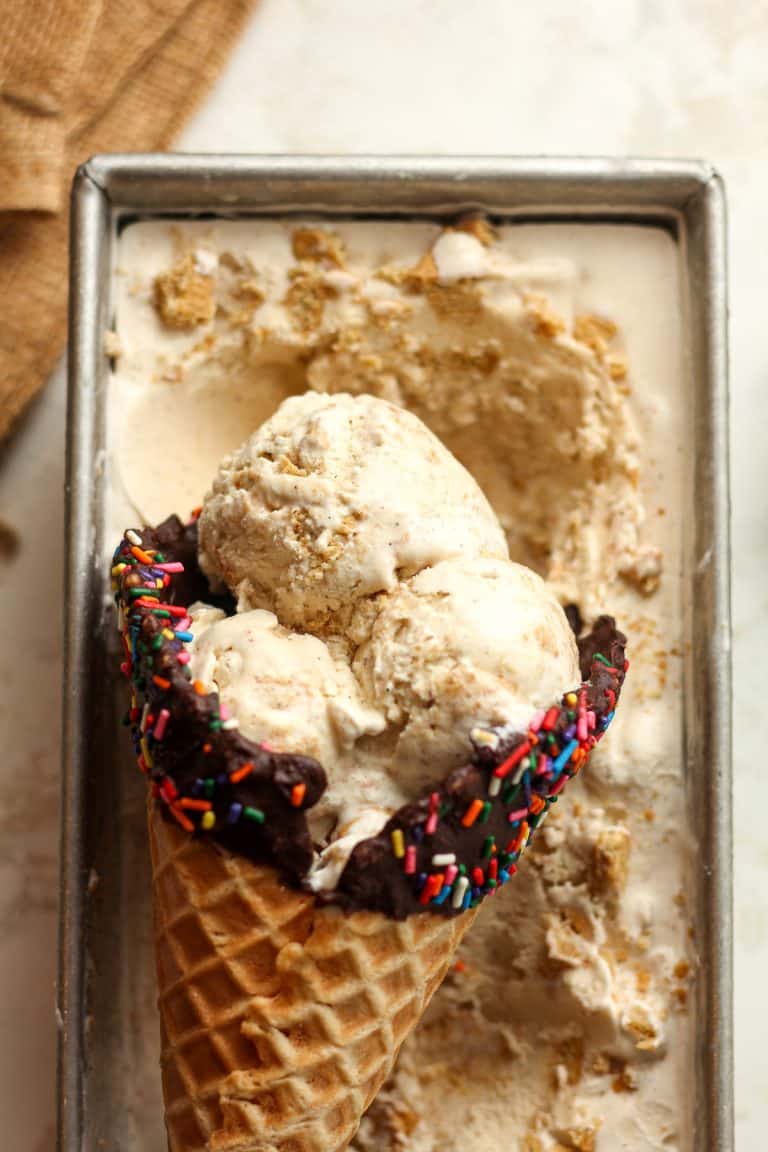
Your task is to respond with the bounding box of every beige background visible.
[0,1,763,1147]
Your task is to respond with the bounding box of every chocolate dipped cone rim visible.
[113,515,628,919]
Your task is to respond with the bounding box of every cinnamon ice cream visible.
[108,217,692,1151]
[188,395,582,891]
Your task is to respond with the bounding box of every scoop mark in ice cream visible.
[113,517,627,917]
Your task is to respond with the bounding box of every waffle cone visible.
[149,803,476,1152]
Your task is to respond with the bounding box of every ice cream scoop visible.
[198,391,508,631]
[186,602,406,850]
[193,397,603,890]
[187,603,385,780]
[351,556,581,798]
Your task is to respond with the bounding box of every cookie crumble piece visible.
[591,827,631,895]
[292,226,346,267]
[153,253,215,329]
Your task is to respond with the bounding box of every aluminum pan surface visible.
[60,156,731,1152]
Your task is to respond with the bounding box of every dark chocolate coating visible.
[114,517,627,917]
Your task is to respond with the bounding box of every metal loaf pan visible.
[60,156,732,1151]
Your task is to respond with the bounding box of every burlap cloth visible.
[0,0,256,440]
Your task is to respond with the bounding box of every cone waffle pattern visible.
[150,806,476,1152]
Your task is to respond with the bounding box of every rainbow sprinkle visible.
[111,527,280,842]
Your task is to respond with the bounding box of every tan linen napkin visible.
[0,0,256,439]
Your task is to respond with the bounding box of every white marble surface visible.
[0,1,765,1146]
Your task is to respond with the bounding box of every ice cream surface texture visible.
[198,390,508,630]
[108,220,692,1151]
